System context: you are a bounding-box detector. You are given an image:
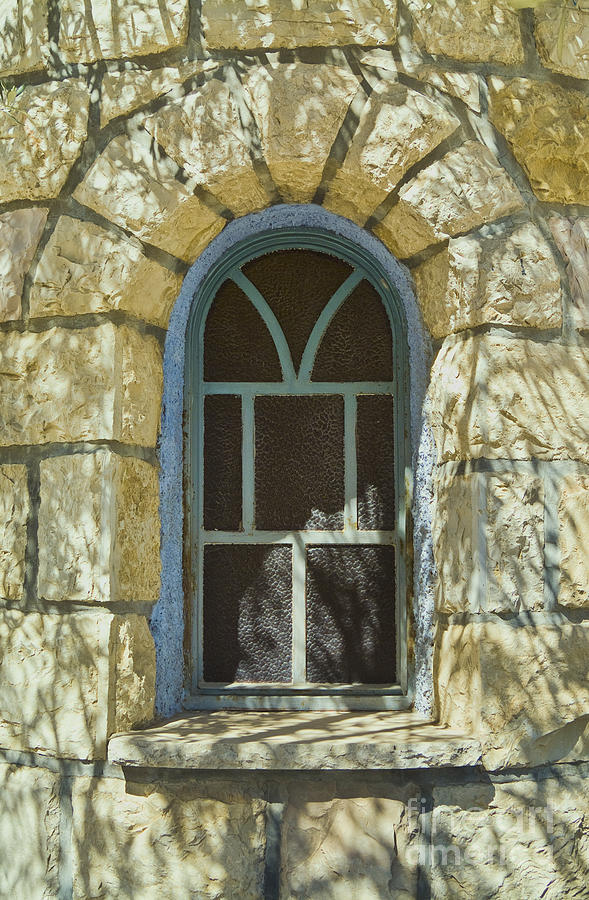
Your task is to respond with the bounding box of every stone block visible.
[143,78,269,216]
[407,0,524,64]
[100,60,218,126]
[71,776,266,899]
[29,217,182,328]
[0,80,89,203]
[433,470,544,615]
[324,84,459,224]
[559,474,589,609]
[0,609,154,758]
[431,775,589,898]
[0,0,49,76]
[202,0,397,50]
[59,0,189,63]
[374,142,523,258]
[74,134,225,263]
[413,222,562,338]
[549,215,589,331]
[0,763,60,900]
[489,77,589,206]
[281,794,417,898]
[0,208,47,322]
[398,64,481,112]
[243,63,359,203]
[429,334,589,464]
[535,1,589,81]
[0,465,29,601]
[436,620,589,767]
[0,323,162,447]
[38,450,160,606]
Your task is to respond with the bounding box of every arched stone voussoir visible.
[73,132,226,265]
[242,62,360,204]
[323,82,460,226]
[374,141,525,260]
[142,75,270,218]
[29,216,183,329]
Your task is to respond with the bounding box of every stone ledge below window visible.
[107,710,482,770]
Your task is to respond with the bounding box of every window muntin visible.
[186,230,409,710]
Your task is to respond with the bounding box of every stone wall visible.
[0,0,588,896]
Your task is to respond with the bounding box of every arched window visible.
[185,229,409,710]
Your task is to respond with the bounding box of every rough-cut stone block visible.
[410,66,481,113]
[0,764,60,900]
[29,217,182,328]
[100,60,218,126]
[489,77,589,206]
[38,450,159,606]
[429,335,589,464]
[243,63,358,203]
[280,794,417,899]
[143,79,269,216]
[431,776,589,899]
[74,134,225,263]
[535,2,589,80]
[0,609,154,758]
[59,0,189,63]
[0,465,29,602]
[202,0,397,49]
[559,475,589,609]
[407,0,524,64]
[374,142,523,258]
[433,470,544,615]
[0,0,49,76]
[72,776,266,899]
[0,208,47,322]
[436,620,589,767]
[413,222,562,338]
[0,80,89,203]
[324,85,459,224]
[114,616,156,733]
[549,215,589,331]
[0,324,162,447]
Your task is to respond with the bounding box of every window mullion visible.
[242,393,255,533]
[344,393,358,532]
[291,535,307,685]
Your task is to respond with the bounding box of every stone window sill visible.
[108,710,482,771]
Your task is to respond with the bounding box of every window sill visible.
[107,710,482,771]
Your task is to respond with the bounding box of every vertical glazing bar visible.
[242,393,255,533]
[344,393,358,531]
[292,535,306,684]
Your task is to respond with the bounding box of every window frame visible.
[184,227,411,710]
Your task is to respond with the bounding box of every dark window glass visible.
[255,395,345,531]
[204,279,282,382]
[243,249,353,374]
[203,544,292,682]
[357,395,396,530]
[203,395,242,531]
[312,280,394,382]
[306,545,396,683]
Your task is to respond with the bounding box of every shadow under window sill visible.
[107,710,482,771]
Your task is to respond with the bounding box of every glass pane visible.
[306,545,396,683]
[203,395,242,531]
[242,249,353,374]
[312,280,394,382]
[204,279,282,382]
[357,395,396,530]
[255,396,344,530]
[203,544,292,682]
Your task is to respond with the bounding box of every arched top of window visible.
[185,228,410,711]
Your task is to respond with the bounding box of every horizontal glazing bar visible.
[201,530,396,544]
[203,382,395,395]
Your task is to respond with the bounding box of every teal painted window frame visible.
[185,227,412,710]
